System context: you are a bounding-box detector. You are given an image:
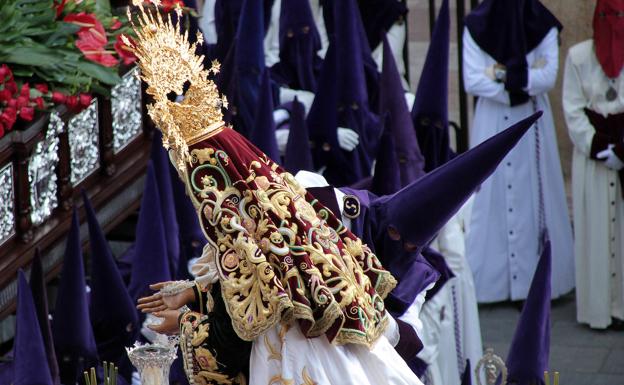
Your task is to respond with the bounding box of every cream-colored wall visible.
[541,0,595,183]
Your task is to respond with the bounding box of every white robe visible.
[463,27,575,302]
[430,206,483,385]
[563,40,624,329]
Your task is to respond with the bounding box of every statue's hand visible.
[137,281,195,313]
[147,309,181,335]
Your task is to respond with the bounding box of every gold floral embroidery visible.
[301,367,316,385]
[187,141,396,347]
[264,333,282,362]
[194,347,219,371]
[269,376,294,385]
[195,370,233,385]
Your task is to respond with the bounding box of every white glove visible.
[337,127,359,151]
[404,92,415,110]
[273,108,290,127]
[275,128,290,155]
[597,145,624,171]
[279,87,315,115]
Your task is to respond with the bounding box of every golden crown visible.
[123,0,227,172]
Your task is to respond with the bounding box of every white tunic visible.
[563,40,624,329]
[463,27,575,302]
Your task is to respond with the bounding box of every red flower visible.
[63,13,99,32]
[66,95,79,110]
[78,93,93,108]
[0,65,12,84]
[160,0,185,12]
[4,80,17,95]
[16,96,29,109]
[35,84,49,95]
[0,107,17,130]
[114,34,137,65]
[0,89,11,103]
[19,106,34,121]
[19,83,30,98]
[110,18,122,30]
[54,0,68,18]
[34,97,44,110]
[0,122,4,139]
[52,91,67,104]
[75,25,118,67]
[7,99,16,109]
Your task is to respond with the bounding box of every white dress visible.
[463,27,575,302]
[563,40,624,329]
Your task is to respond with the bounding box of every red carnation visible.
[19,106,34,121]
[0,122,4,139]
[7,99,16,109]
[34,97,44,110]
[19,83,30,98]
[114,34,137,65]
[66,95,79,110]
[75,27,118,67]
[35,84,49,95]
[5,80,17,95]
[78,93,93,108]
[16,96,29,109]
[0,89,11,103]
[54,0,68,18]
[0,107,17,130]
[51,91,67,104]
[63,13,99,32]
[0,65,11,83]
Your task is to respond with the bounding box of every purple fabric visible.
[307,186,341,217]
[380,36,426,184]
[421,246,454,301]
[251,70,280,161]
[338,187,440,315]
[462,359,472,385]
[284,98,315,173]
[380,112,542,250]
[150,132,181,279]
[128,161,172,301]
[412,0,453,172]
[371,119,402,196]
[82,190,138,382]
[231,0,267,137]
[407,356,428,379]
[214,0,274,62]
[310,0,382,186]
[357,0,408,50]
[272,0,323,91]
[52,209,99,385]
[30,251,60,385]
[464,0,561,105]
[505,239,551,385]
[14,270,54,385]
[394,318,423,361]
[0,362,12,385]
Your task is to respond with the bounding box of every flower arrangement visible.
[0,0,138,137]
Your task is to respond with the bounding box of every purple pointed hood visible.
[14,270,54,385]
[505,239,551,385]
[232,0,266,137]
[371,119,402,196]
[412,0,453,172]
[128,161,172,301]
[380,35,426,184]
[356,0,408,50]
[82,190,139,362]
[284,97,314,173]
[151,132,180,276]
[376,112,542,252]
[52,209,99,385]
[462,359,472,385]
[30,250,60,385]
[273,0,322,91]
[250,70,280,161]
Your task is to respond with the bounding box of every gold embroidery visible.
[269,376,295,385]
[264,333,282,362]
[301,367,316,385]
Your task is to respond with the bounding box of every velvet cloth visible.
[284,98,315,174]
[357,0,408,50]
[464,0,561,106]
[584,108,624,197]
[14,271,54,385]
[505,240,552,385]
[271,0,323,91]
[30,252,60,385]
[593,0,624,78]
[182,127,396,346]
[82,191,138,383]
[380,36,426,185]
[52,210,99,385]
[412,0,453,172]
